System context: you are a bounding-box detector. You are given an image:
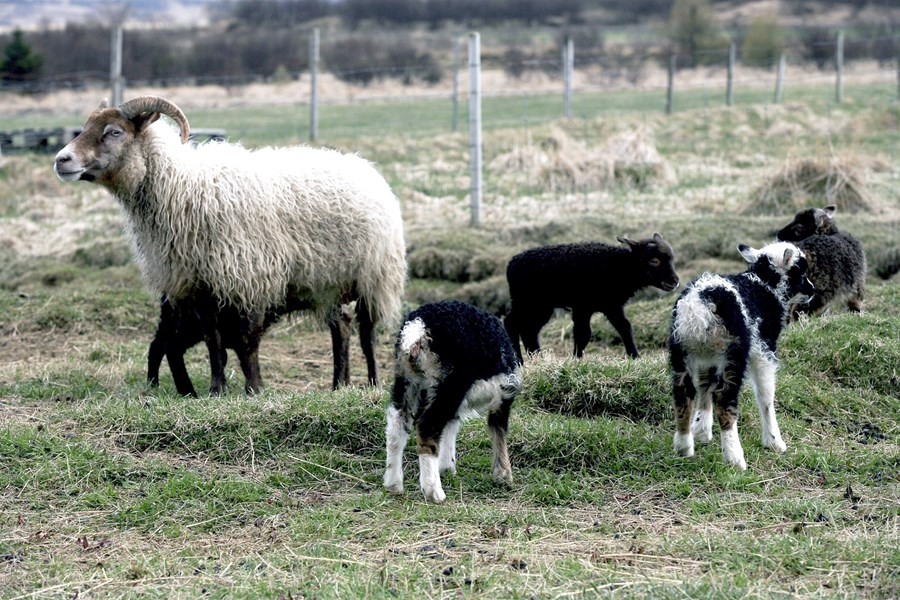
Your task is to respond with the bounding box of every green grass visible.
[1,78,899,597]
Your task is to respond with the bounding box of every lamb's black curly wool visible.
[384,300,521,504]
[776,205,867,316]
[504,233,680,360]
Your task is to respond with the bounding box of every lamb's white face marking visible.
[400,318,427,355]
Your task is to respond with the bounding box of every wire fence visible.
[0,30,898,150]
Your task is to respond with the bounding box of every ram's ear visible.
[98,98,110,109]
[738,244,759,264]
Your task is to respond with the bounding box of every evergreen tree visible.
[1,29,44,82]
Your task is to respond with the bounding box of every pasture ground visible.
[0,83,898,598]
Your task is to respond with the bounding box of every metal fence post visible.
[309,27,320,142]
[726,42,735,106]
[110,25,124,106]
[563,36,574,118]
[452,36,461,132]
[468,32,482,228]
[835,31,844,104]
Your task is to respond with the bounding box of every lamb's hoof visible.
[724,453,747,471]
[493,468,514,486]
[764,436,787,454]
[384,473,404,495]
[674,432,695,457]
[693,429,713,444]
[422,485,446,504]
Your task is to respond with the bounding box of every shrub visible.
[742,13,785,69]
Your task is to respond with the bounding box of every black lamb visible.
[668,242,815,470]
[776,204,866,316]
[504,233,680,361]
[383,300,522,504]
[147,295,364,396]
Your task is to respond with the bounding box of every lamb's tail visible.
[672,282,743,353]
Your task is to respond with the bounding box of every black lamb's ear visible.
[617,235,637,248]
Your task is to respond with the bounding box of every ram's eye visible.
[648,258,661,267]
[103,125,123,140]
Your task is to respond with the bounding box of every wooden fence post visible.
[468,32,482,227]
[774,53,786,103]
[309,28,320,142]
[666,54,676,115]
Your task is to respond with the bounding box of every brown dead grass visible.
[744,154,876,215]
[490,126,675,192]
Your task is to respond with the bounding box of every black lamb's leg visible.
[356,298,378,386]
[147,295,172,388]
[571,307,593,358]
[503,308,524,364]
[605,305,639,359]
[237,311,266,395]
[166,346,199,398]
[328,304,353,390]
[196,298,227,396]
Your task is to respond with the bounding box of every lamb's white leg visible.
[383,405,409,494]
[419,452,446,504]
[749,355,787,453]
[691,390,714,444]
[438,419,460,475]
[720,426,747,470]
[673,430,695,457]
[489,424,513,485]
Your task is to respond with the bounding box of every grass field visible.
[0,78,898,598]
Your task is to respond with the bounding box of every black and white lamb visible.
[383,300,522,504]
[776,204,866,316]
[54,96,405,394]
[504,233,680,360]
[668,241,814,470]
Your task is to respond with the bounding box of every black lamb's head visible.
[776,205,838,241]
[617,232,680,292]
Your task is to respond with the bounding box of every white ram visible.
[54,96,406,392]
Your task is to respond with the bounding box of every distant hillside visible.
[3,0,897,32]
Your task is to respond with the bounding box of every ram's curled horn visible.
[117,96,190,144]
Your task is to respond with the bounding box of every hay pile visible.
[490,127,675,192]
[745,155,875,214]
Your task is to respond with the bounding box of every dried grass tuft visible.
[744,155,875,215]
[490,127,675,192]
